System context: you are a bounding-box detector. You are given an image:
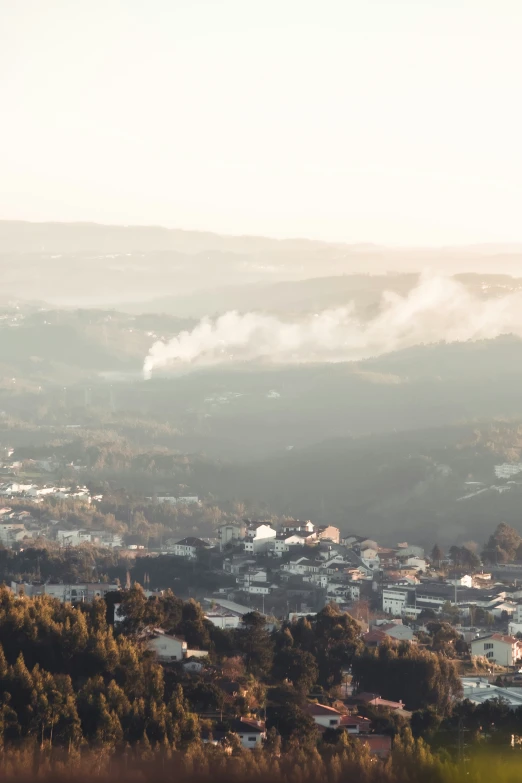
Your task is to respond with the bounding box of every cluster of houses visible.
[0,481,98,503]
[0,506,123,549]
[161,524,431,616]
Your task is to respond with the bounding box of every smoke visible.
[143,275,522,377]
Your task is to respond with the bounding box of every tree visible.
[482,523,522,563]
[272,647,318,693]
[237,612,273,677]
[431,545,443,569]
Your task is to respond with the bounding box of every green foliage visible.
[351,639,463,713]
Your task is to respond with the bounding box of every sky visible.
[1,0,522,245]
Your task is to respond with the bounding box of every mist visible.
[143,275,522,377]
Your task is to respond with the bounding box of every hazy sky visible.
[1,0,521,244]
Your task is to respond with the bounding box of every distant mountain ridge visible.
[2,219,522,256]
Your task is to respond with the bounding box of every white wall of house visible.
[205,613,241,629]
[147,633,187,661]
[174,544,197,558]
[236,729,266,749]
[382,589,408,614]
[309,712,341,728]
[244,524,277,553]
[471,636,521,666]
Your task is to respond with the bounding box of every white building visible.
[10,581,119,603]
[461,677,522,709]
[172,537,211,558]
[146,630,187,661]
[282,557,319,576]
[396,543,425,559]
[243,523,277,553]
[57,529,92,547]
[217,522,247,550]
[0,522,27,546]
[0,482,35,496]
[495,463,522,480]
[305,703,341,728]
[382,587,409,615]
[471,634,522,666]
[273,534,308,556]
[205,612,242,629]
[282,520,315,535]
[227,719,266,749]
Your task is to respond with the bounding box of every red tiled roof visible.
[305,702,341,716]
[355,693,404,709]
[356,735,392,756]
[490,634,518,644]
[362,630,388,644]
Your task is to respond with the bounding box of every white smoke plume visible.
[143,275,522,378]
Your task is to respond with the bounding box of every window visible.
[486,651,494,659]
[330,719,338,726]
[484,643,494,650]
[248,736,256,742]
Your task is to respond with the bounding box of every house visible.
[273,534,309,556]
[218,522,247,550]
[461,677,522,709]
[204,718,266,749]
[56,529,92,547]
[182,656,207,673]
[447,574,473,588]
[315,525,340,544]
[377,622,415,642]
[146,629,187,661]
[351,693,406,712]
[282,520,315,536]
[0,522,27,546]
[282,557,319,576]
[205,612,242,629]
[305,703,342,728]
[10,581,119,603]
[471,633,522,666]
[243,523,277,553]
[339,714,372,734]
[396,543,425,559]
[357,735,392,759]
[362,630,390,648]
[172,537,211,559]
[232,718,266,748]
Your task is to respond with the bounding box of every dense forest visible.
[0,586,517,782]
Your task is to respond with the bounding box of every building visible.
[243,523,277,553]
[10,581,119,602]
[273,533,309,556]
[305,703,342,728]
[461,677,522,709]
[339,715,371,734]
[203,597,254,618]
[0,522,27,546]
[471,634,522,666]
[204,612,242,629]
[56,529,93,547]
[315,525,340,544]
[282,520,315,536]
[206,718,266,749]
[357,735,392,759]
[172,537,211,559]
[146,629,187,661]
[495,463,522,479]
[217,522,247,550]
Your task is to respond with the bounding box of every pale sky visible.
[1,0,522,245]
